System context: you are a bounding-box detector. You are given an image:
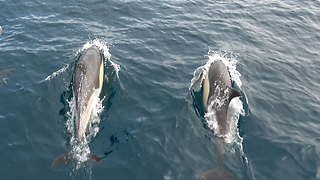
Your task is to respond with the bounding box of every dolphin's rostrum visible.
[200,60,241,180]
[51,45,104,168]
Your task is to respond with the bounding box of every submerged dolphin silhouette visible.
[51,45,104,168]
[0,66,15,87]
[200,60,241,180]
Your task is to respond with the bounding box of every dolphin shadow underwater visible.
[192,60,241,180]
[51,45,106,168]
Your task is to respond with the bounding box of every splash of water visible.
[65,95,104,170]
[204,84,229,137]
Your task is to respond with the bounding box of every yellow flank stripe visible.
[203,71,209,107]
[99,59,104,89]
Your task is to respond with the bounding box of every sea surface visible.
[0,0,320,180]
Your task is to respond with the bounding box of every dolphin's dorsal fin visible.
[227,86,241,102]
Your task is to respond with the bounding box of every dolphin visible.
[51,45,104,168]
[200,60,241,180]
[0,66,15,87]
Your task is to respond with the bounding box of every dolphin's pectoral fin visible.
[104,74,109,84]
[200,167,236,180]
[227,86,241,102]
[191,73,203,92]
[89,153,102,166]
[51,152,73,168]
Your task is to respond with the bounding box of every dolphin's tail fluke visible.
[51,152,102,168]
[200,138,236,180]
[89,153,102,166]
[200,167,236,180]
[51,152,73,168]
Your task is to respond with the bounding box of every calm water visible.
[0,0,320,180]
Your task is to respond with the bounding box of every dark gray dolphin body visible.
[200,60,241,180]
[51,45,104,168]
[73,45,104,142]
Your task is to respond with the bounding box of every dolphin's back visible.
[51,45,104,168]
[73,46,104,141]
[207,60,231,99]
[73,46,102,94]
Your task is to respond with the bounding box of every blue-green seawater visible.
[0,0,319,180]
